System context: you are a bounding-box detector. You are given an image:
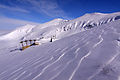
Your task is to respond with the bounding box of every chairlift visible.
[20,39,40,51]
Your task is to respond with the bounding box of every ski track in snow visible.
[32,51,67,80]
[69,51,92,80]
[13,71,26,80]
[88,26,120,80]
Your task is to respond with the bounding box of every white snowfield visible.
[0,12,120,80]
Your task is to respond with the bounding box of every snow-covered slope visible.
[0,12,120,80]
[0,24,36,40]
[0,12,120,44]
[0,19,120,80]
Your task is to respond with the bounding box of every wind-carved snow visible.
[69,51,91,80]
[0,12,120,80]
[93,34,103,48]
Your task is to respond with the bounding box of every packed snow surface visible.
[0,12,120,80]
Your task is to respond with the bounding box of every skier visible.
[50,38,53,42]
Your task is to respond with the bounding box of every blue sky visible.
[0,0,120,30]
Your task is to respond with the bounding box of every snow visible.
[0,12,120,80]
[0,24,36,40]
[0,12,120,43]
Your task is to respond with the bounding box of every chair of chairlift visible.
[32,39,39,45]
[20,39,39,51]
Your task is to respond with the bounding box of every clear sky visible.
[0,0,120,30]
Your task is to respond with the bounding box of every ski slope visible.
[0,12,120,80]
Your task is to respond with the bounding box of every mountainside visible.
[0,12,120,43]
[0,12,120,80]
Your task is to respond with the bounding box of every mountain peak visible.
[85,12,108,16]
[52,18,64,21]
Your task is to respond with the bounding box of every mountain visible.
[0,30,11,36]
[0,12,120,80]
[0,12,120,42]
